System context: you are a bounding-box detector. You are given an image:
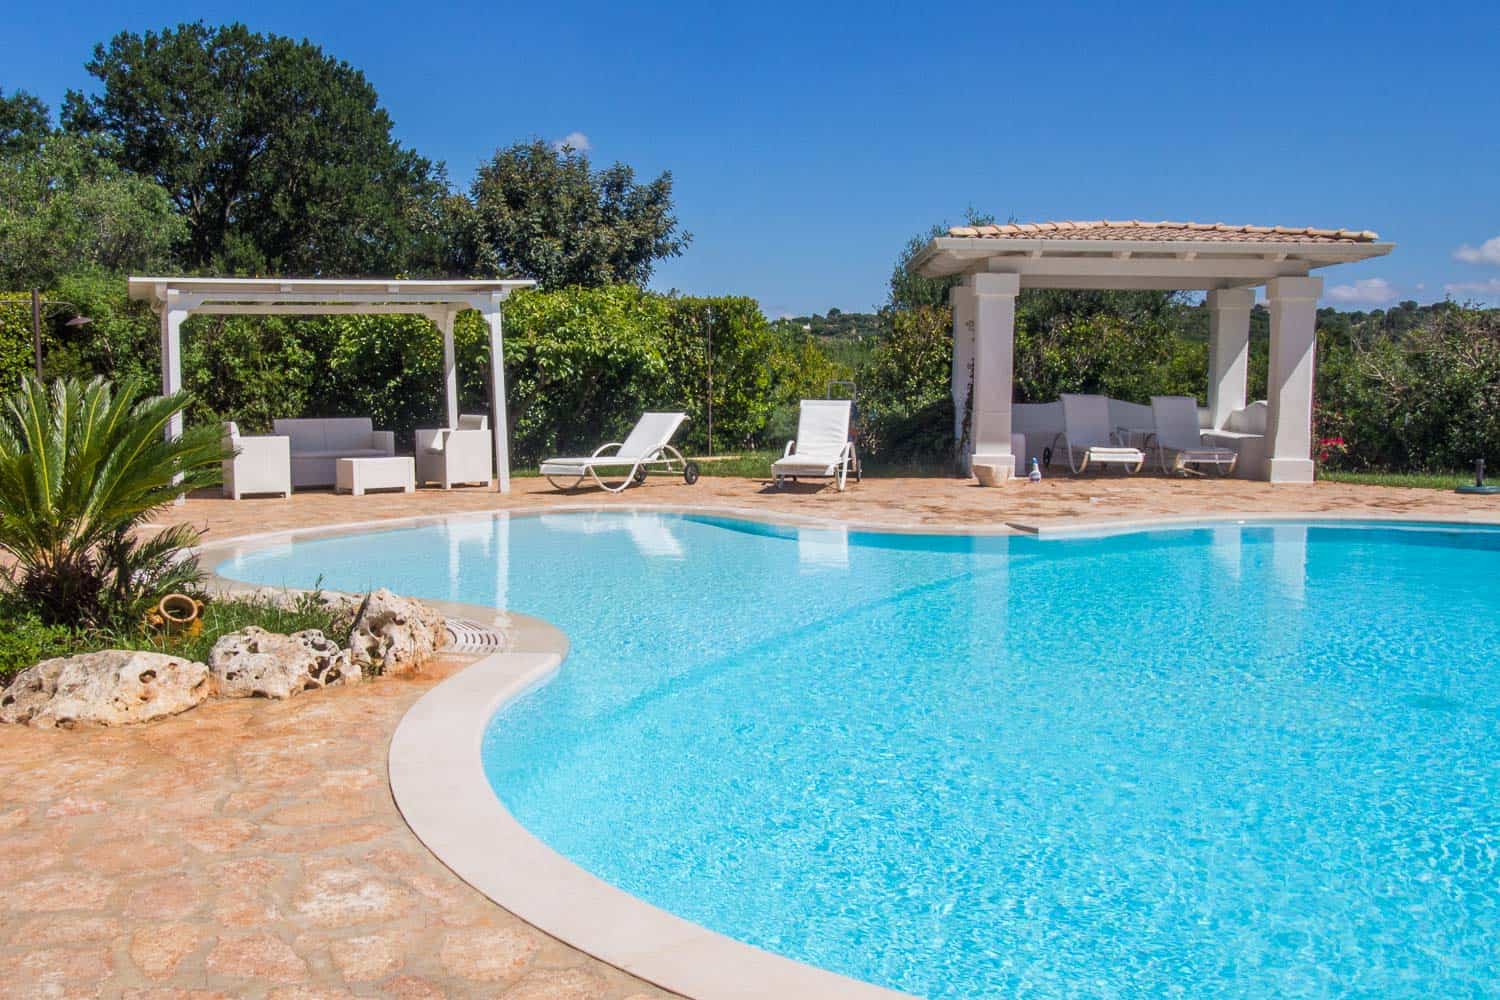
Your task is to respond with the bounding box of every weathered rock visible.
[208,627,358,699]
[0,651,210,728]
[348,590,446,677]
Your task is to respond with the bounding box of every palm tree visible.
[0,377,226,627]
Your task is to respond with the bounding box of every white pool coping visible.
[388,648,909,1000]
[200,504,1500,1000]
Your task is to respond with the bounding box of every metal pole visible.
[705,306,714,456]
[31,289,42,380]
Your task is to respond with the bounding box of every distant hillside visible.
[774,309,883,341]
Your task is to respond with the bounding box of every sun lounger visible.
[540,412,697,493]
[1051,393,1145,474]
[1148,396,1238,475]
[771,399,859,491]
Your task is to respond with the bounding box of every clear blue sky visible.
[7,0,1499,315]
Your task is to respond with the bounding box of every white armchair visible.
[415,414,493,489]
[221,422,292,499]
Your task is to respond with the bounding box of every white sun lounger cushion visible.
[1082,446,1146,464]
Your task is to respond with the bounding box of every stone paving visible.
[0,656,677,999]
[163,473,1500,544]
[2,474,1495,998]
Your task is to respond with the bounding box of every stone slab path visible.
[0,656,679,999]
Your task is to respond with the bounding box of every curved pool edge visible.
[389,650,911,1000]
[198,504,1500,1000]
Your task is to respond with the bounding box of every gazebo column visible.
[437,308,460,428]
[949,283,976,465]
[159,294,192,503]
[968,272,1020,478]
[1206,287,1254,430]
[1264,276,1323,483]
[479,301,512,493]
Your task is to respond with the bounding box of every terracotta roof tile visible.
[946,220,1380,243]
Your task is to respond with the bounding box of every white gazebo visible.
[128,277,535,492]
[908,221,1394,482]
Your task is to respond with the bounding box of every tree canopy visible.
[466,140,689,289]
[0,90,50,158]
[62,22,446,276]
[0,128,184,289]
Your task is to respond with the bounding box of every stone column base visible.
[1265,457,1315,484]
[972,460,1014,487]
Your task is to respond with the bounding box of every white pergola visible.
[909,220,1394,483]
[127,277,535,492]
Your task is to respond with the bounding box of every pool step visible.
[444,617,510,654]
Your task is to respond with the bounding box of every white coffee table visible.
[336,456,415,496]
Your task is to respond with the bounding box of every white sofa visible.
[1201,401,1269,480]
[272,417,396,489]
[222,422,291,499]
[415,414,493,489]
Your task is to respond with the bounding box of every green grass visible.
[0,591,356,687]
[1319,469,1472,490]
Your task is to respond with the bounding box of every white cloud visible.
[1443,277,1500,298]
[1325,277,1399,306]
[1454,235,1500,266]
[551,131,591,153]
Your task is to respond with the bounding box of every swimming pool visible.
[218,513,1500,998]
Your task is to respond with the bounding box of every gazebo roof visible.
[946,220,1381,243]
[127,277,536,316]
[910,219,1394,289]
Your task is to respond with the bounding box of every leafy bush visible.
[858,305,957,465]
[0,377,224,627]
[0,609,77,686]
[1014,311,1205,404]
[1316,304,1500,471]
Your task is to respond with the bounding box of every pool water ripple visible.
[218,514,1500,999]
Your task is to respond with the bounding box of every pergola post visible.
[1206,287,1254,430]
[159,294,188,441]
[159,293,191,503]
[968,272,1020,477]
[438,308,460,428]
[1264,276,1323,483]
[479,301,511,493]
[949,283,976,467]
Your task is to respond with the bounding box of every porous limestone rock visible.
[348,589,446,677]
[0,650,210,728]
[208,627,357,699]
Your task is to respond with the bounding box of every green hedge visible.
[1,282,832,466]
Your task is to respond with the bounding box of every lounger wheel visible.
[632,466,648,486]
[683,461,700,485]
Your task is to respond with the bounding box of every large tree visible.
[466,140,689,288]
[62,22,446,276]
[0,128,184,289]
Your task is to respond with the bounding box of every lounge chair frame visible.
[1146,396,1239,477]
[1050,394,1146,475]
[544,442,693,494]
[773,439,861,491]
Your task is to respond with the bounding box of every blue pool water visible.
[218,514,1500,998]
